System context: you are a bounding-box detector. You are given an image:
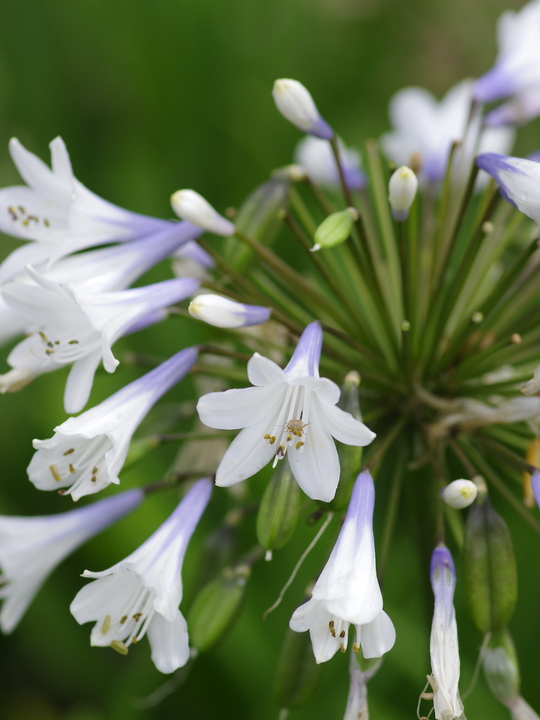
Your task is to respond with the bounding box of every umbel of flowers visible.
[3,1,540,717]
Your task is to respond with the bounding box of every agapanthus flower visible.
[474,0,540,103]
[0,271,198,413]
[70,478,212,674]
[170,189,236,236]
[289,471,395,663]
[381,79,513,184]
[476,152,540,223]
[197,322,375,502]
[189,294,271,328]
[27,347,198,500]
[272,79,334,140]
[0,137,201,274]
[0,488,143,633]
[294,136,365,191]
[343,654,381,720]
[427,545,465,720]
[485,85,540,127]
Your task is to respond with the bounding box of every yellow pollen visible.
[120,615,128,624]
[353,642,359,653]
[132,613,142,622]
[339,642,346,653]
[69,464,75,474]
[91,476,97,483]
[295,441,304,450]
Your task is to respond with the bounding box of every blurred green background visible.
[1,0,540,719]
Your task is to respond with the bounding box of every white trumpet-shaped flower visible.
[476,153,540,225]
[70,478,212,674]
[427,545,465,720]
[1,271,199,413]
[0,488,143,633]
[0,137,202,277]
[28,347,198,500]
[196,322,375,502]
[289,471,395,663]
[189,294,271,329]
[474,0,540,103]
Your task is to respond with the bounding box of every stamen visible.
[49,464,62,482]
[63,448,75,456]
[133,613,142,621]
[102,615,111,634]
[120,615,128,624]
[353,642,359,653]
[339,642,346,653]
[69,464,75,474]
[110,640,129,655]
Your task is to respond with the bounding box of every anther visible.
[120,615,128,624]
[8,206,17,220]
[68,340,79,345]
[102,615,111,634]
[63,448,75,456]
[110,640,129,655]
[353,642,359,653]
[339,630,345,638]
[92,466,98,475]
[49,464,62,482]
[339,642,346,653]
[295,441,304,450]
[91,475,97,483]
[69,464,75,474]
[133,613,142,622]
[18,206,25,214]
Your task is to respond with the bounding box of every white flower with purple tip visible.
[474,0,540,103]
[27,347,198,500]
[427,545,465,720]
[0,488,143,633]
[196,322,375,502]
[294,136,365,191]
[272,79,334,140]
[189,294,271,329]
[70,478,212,674]
[476,153,540,223]
[171,189,236,236]
[0,137,202,275]
[289,471,395,663]
[0,271,199,413]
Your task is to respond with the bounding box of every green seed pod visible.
[256,458,301,556]
[312,207,357,251]
[274,626,322,710]
[483,628,520,707]
[188,564,249,652]
[224,174,291,270]
[323,371,363,511]
[463,497,517,632]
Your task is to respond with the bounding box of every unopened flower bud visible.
[256,459,302,557]
[388,165,418,221]
[171,189,236,236]
[274,626,322,710]
[189,294,271,328]
[463,497,517,632]
[442,479,478,509]
[188,563,250,652]
[272,79,333,140]
[312,208,357,252]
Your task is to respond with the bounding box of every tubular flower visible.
[476,152,540,223]
[0,271,199,413]
[427,545,465,720]
[289,471,395,663]
[380,79,513,184]
[28,347,198,500]
[474,0,540,103]
[196,322,375,502]
[70,478,212,674]
[0,488,144,633]
[0,137,202,274]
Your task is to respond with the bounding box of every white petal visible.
[289,599,342,663]
[288,413,339,502]
[197,384,285,430]
[315,398,376,446]
[147,611,190,674]
[247,353,287,386]
[64,351,102,414]
[215,415,279,487]
[359,610,396,658]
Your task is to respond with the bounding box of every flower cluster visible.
[3,0,540,716]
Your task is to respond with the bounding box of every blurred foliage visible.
[1,0,540,719]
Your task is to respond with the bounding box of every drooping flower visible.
[0,137,202,274]
[0,488,144,633]
[474,0,540,103]
[27,347,198,500]
[343,654,382,720]
[189,294,271,328]
[196,322,375,502]
[272,79,334,140]
[0,271,199,413]
[476,152,540,224]
[170,189,236,236]
[381,79,514,184]
[427,544,465,720]
[289,471,395,663]
[294,136,365,191]
[70,478,212,674]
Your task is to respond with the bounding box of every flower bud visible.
[483,628,520,707]
[171,189,236,236]
[256,458,302,557]
[274,626,322,710]
[441,479,478,509]
[272,79,333,140]
[187,563,249,652]
[189,294,271,328]
[323,371,364,511]
[463,497,517,632]
[388,165,418,221]
[312,208,357,252]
